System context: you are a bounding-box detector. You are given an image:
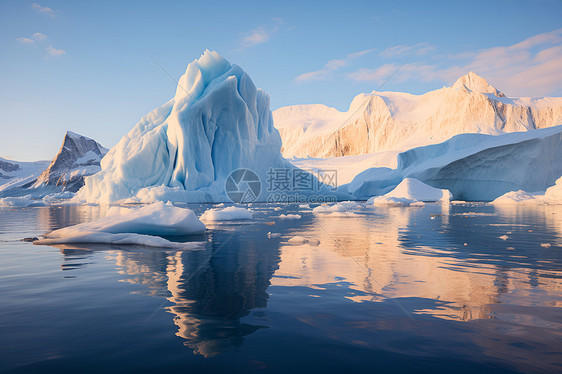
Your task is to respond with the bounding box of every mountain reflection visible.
[273,203,562,321]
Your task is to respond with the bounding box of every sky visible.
[1,0,561,161]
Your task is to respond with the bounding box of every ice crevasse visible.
[78,50,298,204]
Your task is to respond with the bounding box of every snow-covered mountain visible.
[0,157,50,193]
[78,51,340,204]
[31,131,108,192]
[274,72,562,158]
[0,131,108,197]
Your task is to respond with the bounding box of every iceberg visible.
[77,51,340,204]
[312,201,363,214]
[200,206,253,221]
[348,125,562,201]
[492,176,562,205]
[367,178,451,206]
[34,202,206,248]
[0,195,46,207]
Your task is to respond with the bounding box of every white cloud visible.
[46,45,66,56]
[295,49,375,83]
[17,32,48,44]
[240,19,283,48]
[32,32,47,41]
[17,37,35,44]
[32,3,57,18]
[348,29,562,97]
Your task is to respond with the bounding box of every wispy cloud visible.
[379,42,435,58]
[295,49,375,83]
[240,18,283,49]
[348,29,562,97]
[32,3,57,19]
[17,32,47,44]
[46,45,66,56]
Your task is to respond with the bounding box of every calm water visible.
[0,202,561,373]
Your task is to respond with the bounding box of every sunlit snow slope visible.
[275,72,562,158]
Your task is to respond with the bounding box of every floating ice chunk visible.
[0,195,46,207]
[267,232,281,238]
[492,190,541,204]
[312,201,362,214]
[287,236,320,246]
[368,178,450,205]
[544,177,562,204]
[499,235,509,240]
[492,176,562,205]
[34,201,206,248]
[277,214,301,219]
[36,232,205,249]
[42,191,76,204]
[200,206,253,221]
[368,196,416,207]
[324,211,360,218]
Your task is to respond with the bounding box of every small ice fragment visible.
[278,214,301,220]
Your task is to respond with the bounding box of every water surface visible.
[0,202,561,373]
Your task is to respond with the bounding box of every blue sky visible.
[1,0,561,161]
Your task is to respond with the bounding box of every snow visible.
[289,151,399,185]
[492,176,562,205]
[34,201,206,248]
[277,214,301,219]
[78,50,335,204]
[200,206,252,221]
[348,125,562,201]
[274,72,562,158]
[0,157,50,194]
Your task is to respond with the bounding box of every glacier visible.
[275,72,562,158]
[78,51,341,204]
[347,125,562,201]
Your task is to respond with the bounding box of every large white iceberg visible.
[348,125,562,201]
[78,51,331,204]
[34,202,206,248]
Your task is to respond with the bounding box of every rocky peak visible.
[452,71,505,97]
